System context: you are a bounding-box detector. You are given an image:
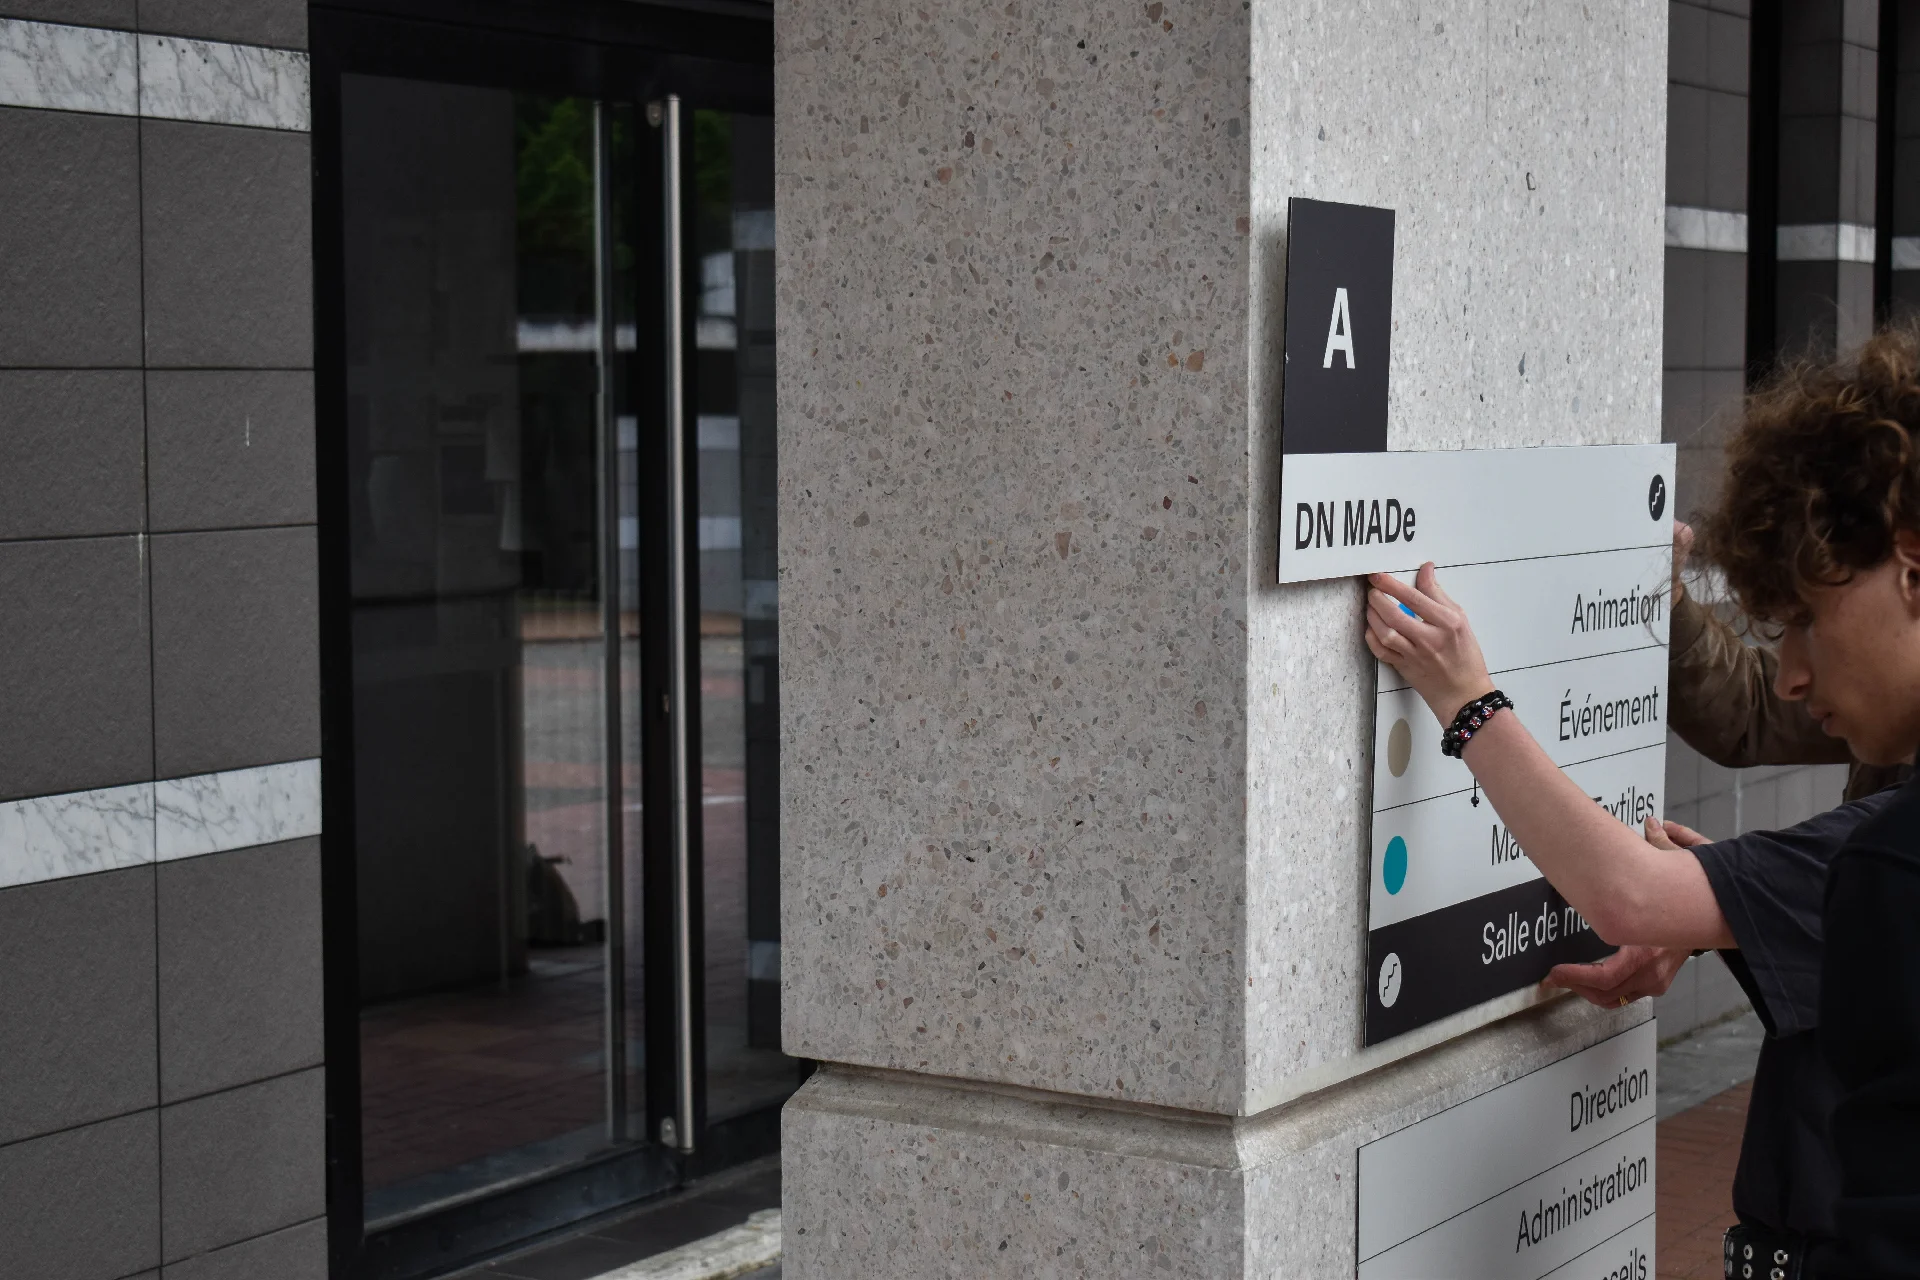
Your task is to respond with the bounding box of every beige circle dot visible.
[1386,718,1413,778]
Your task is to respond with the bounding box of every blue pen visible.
[1399,602,1419,620]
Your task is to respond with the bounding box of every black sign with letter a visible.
[1280,198,1394,455]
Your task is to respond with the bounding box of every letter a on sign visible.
[1279,198,1394,455]
[1323,287,1356,369]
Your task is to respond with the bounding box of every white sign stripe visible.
[1368,744,1663,931]
[1373,545,1670,693]
[1373,646,1667,812]
[1537,1214,1654,1280]
[1360,1122,1654,1278]
[1277,445,1674,583]
[1358,1021,1656,1265]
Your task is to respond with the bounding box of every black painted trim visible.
[1877,0,1901,322]
[1747,0,1783,385]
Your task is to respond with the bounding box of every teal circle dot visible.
[1383,836,1408,895]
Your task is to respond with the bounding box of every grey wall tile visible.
[1777,116,1843,223]
[1662,368,1703,444]
[1776,764,1816,827]
[1697,788,1738,841]
[1840,112,1877,225]
[1706,8,1750,94]
[150,526,317,777]
[161,1068,324,1261]
[1696,951,1750,1023]
[1664,248,1707,368]
[1781,40,1842,117]
[159,838,321,1103]
[147,371,316,532]
[1650,955,1698,1031]
[1785,2,1842,42]
[1676,444,1726,522]
[1667,83,1710,208]
[0,536,152,801]
[138,0,307,50]
[1842,39,1878,118]
[0,869,156,1146]
[1666,735,1703,805]
[1699,370,1747,447]
[1705,88,1749,211]
[1670,1,1710,86]
[1842,0,1878,49]
[0,1112,159,1280]
[1835,259,1877,353]
[0,108,141,367]
[1702,250,1748,370]
[162,1217,325,1280]
[0,371,144,540]
[0,1,134,25]
[1776,259,1843,354]
[141,121,312,369]
[1812,762,1848,809]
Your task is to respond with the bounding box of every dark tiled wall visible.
[1661,0,1856,1033]
[1777,0,1880,352]
[0,5,323,1277]
[1665,0,1752,522]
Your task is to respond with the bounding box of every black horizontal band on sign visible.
[1366,877,1613,1045]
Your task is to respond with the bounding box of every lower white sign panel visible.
[1358,1022,1656,1280]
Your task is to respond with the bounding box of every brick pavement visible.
[1657,1078,1750,1279]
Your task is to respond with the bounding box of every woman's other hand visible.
[1364,561,1497,725]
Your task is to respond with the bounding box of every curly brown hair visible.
[1699,324,1920,624]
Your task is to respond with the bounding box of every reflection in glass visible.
[691,111,794,1122]
[342,75,636,1221]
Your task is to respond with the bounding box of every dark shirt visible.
[1806,777,1920,1278]
[1691,788,1898,1239]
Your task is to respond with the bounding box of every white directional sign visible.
[1358,1022,1657,1279]
[1345,445,1673,1044]
[1278,445,1675,583]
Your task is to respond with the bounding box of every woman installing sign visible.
[1365,328,1920,1279]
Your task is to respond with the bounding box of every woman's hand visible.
[1363,562,1497,726]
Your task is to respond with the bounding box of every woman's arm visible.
[1366,564,1734,951]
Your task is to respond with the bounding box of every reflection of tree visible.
[517,96,593,260]
[695,109,733,248]
[516,95,640,320]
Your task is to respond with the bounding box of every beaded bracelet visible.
[1440,690,1513,758]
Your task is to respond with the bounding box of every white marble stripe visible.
[138,32,308,131]
[0,759,322,892]
[0,781,155,891]
[0,18,308,131]
[1664,205,1747,254]
[1777,221,1877,263]
[0,17,136,115]
[156,758,322,861]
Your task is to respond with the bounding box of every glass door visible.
[313,8,785,1278]
[340,77,641,1221]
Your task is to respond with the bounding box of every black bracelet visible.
[1441,690,1513,758]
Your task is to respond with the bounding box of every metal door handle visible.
[661,94,696,1154]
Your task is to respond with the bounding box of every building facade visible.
[0,1,1906,1277]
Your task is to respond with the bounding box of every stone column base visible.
[783,1000,1643,1278]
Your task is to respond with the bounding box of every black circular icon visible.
[1648,474,1667,521]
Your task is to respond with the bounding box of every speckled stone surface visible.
[1240,0,1667,1105]
[783,1001,1646,1278]
[779,0,1256,1112]
[778,0,1666,1119]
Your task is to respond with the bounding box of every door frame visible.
[310,4,775,1277]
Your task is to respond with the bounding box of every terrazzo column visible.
[776,3,1665,1274]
